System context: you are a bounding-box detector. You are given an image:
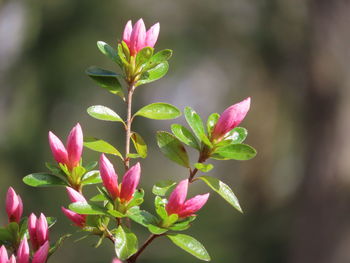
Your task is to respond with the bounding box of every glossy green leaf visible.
[167,234,211,261]
[136,61,169,86]
[90,194,107,202]
[81,170,102,185]
[223,127,248,144]
[169,216,196,231]
[131,132,147,158]
[152,180,177,196]
[84,137,123,158]
[84,161,98,171]
[184,107,212,147]
[135,103,181,120]
[144,49,173,70]
[97,41,121,65]
[118,43,129,66]
[211,144,256,160]
[155,196,168,220]
[69,202,108,215]
[114,226,138,260]
[171,124,200,150]
[127,207,158,227]
[86,66,124,98]
[136,47,153,67]
[23,173,67,187]
[207,113,220,135]
[87,105,124,123]
[156,131,190,168]
[198,176,242,213]
[194,163,213,172]
[148,224,168,235]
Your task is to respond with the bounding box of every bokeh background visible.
[1,0,350,262]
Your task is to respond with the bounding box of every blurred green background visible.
[1,0,350,262]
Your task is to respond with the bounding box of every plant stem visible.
[125,84,135,170]
[127,234,160,263]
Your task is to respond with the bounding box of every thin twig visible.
[127,234,160,263]
[125,84,135,170]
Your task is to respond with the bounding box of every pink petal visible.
[6,187,21,223]
[36,214,49,246]
[178,193,210,218]
[129,18,146,55]
[48,131,68,165]
[17,238,29,263]
[112,259,123,263]
[99,154,119,199]
[120,163,141,202]
[66,187,86,203]
[212,97,251,141]
[32,241,49,263]
[166,179,188,215]
[145,22,160,48]
[66,123,83,169]
[28,213,38,250]
[122,20,133,46]
[0,246,8,263]
[61,207,86,227]
[7,255,16,263]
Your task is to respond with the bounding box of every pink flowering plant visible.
[1,19,256,263]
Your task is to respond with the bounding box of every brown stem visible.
[189,147,210,182]
[127,234,160,263]
[125,84,135,170]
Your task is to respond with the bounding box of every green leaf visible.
[87,105,124,123]
[198,176,242,213]
[69,202,108,215]
[118,42,129,66]
[136,61,169,86]
[86,66,124,98]
[127,207,158,227]
[223,127,248,144]
[211,144,256,160]
[152,180,177,196]
[47,217,57,228]
[0,227,12,242]
[144,49,173,70]
[171,124,200,150]
[184,107,212,147]
[167,234,211,261]
[81,170,102,185]
[90,194,107,202]
[84,161,98,171]
[131,132,147,158]
[114,226,138,260]
[97,41,121,65]
[156,131,190,168]
[194,163,213,172]
[23,173,67,187]
[154,196,168,220]
[136,47,153,67]
[135,103,181,120]
[84,137,123,158]
[207,113,220,136]
[169,216,196,231]
[148,224,168,235]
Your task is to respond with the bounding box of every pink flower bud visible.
[28,213,38,250]
[145,23,160,48]
[48,131,69,165]
[17,238,29,263]
[66,187,86,203]
[119,163,141,202]
[36,214,49,247]
[32,241,49,263]
[166,180,188,215]
[129,19,146,56]
[0,246,8,263]
[99,154,119,200]
[122,19,160,55]
[166,180,209,218]
[8,255,16,263]
[212,97,251,141]
[6,187,23,223]
[122,20,133,47]
[112,259,122,263]
[61,207,86,228]
[66,123,83,169]
[177,193,210,218]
